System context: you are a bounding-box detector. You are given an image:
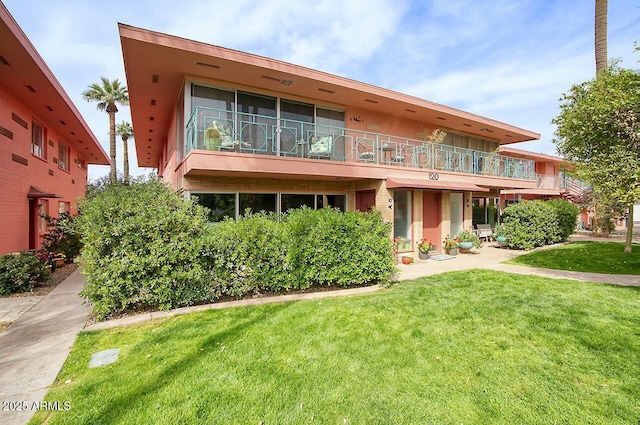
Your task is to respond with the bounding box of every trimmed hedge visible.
[285,208,395,288]
[502,200,578,250]
[78,179,396,320]
[0,252,50,295]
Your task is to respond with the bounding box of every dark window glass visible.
[316,108,345,129]
[316,194,346,212]
[281,100,314,123]
[282,194,315,212]
[326,194,346,212]
[238,92,276,117]
[193,193,236,222]
[191,85,235,112]
[239,193,277,215]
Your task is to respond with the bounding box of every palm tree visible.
[116,121,134,184]
[595,0,608,74]
[82,77,129,182]
[592,0,608,234]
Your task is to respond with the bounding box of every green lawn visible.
[30,270,638,424]
[507,241,640,274]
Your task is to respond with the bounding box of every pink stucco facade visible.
[0,4,108,255]
[120,23,544,256]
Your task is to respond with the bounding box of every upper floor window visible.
[58,141,69,171]
[31,121,45,159]
[76,156,86,170]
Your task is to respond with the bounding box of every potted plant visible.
[456,229,482,251]
[443,235,459,255]
[401,255,414,265]
[416,238,435,260]
[493,224,508,244]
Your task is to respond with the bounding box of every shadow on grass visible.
[78,302,292,424]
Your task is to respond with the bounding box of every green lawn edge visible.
[28,270,639,425]
[505,241,640,275]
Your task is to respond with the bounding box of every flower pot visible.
[459,242,474,250]
[418,251,429,260]
[446,248,458,256]
[401,256,413,264]
[496,236,507,243]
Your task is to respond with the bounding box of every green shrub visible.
[547,199,579,240]
[202,212,293,297]
[286,208,395,287]
[0,252,50,295]
[39,212,83,262]
[78,177,396,320]
[77,176,212,320]
[502,201,562,250]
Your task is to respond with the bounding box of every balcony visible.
[185,107,535,180]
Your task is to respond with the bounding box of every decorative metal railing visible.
[535,174,590,191]
[186,107,536,180]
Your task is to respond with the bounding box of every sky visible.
[3,0,639,181]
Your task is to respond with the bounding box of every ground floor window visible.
[239,193,277,215]
[191,192,347,222]
[393,190,412,250]
[194,193,236,222]
[472,197,498,227]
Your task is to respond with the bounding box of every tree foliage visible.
[552,64,640,252]
[82,77,129,182]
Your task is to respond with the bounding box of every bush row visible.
[0,252,50,295]
[77,178,396,320]
[502,199,579,250]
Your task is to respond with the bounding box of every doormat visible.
[429,254,457,261]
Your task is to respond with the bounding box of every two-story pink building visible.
[120,24,541,255]
[0,3,109,256]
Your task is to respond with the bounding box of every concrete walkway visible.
[0,270,91,425]
[0,241,638,425]
[396,244,640,286]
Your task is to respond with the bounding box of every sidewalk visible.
[396,244,640,286]
[0,270,91,425]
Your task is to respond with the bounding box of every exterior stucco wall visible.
[0,84,88,255]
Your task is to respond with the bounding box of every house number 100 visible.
[428,173,439,180]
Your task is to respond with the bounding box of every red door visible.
[28,199,37,251]
[422,191,441,252]
[356,190,376,212]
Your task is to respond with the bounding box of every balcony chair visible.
[204,120,235,151]
[309,135,332,158]
[357,139,376,163]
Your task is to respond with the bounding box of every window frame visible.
[31,120,46,159]
[58,141,70,171]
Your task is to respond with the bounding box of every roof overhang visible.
[499,147,570,166]
[0,4,109,165]
[386,177,490,192]
[27,186,61,199]
[119,23,541,168]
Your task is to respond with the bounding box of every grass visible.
[29,270,638,424]
[506,241,640,274]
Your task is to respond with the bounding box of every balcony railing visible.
[186,107,536,180]
[535,174,590,191]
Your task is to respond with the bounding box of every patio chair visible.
[474,224,493,242]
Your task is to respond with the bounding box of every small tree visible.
[552,64,640,253]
